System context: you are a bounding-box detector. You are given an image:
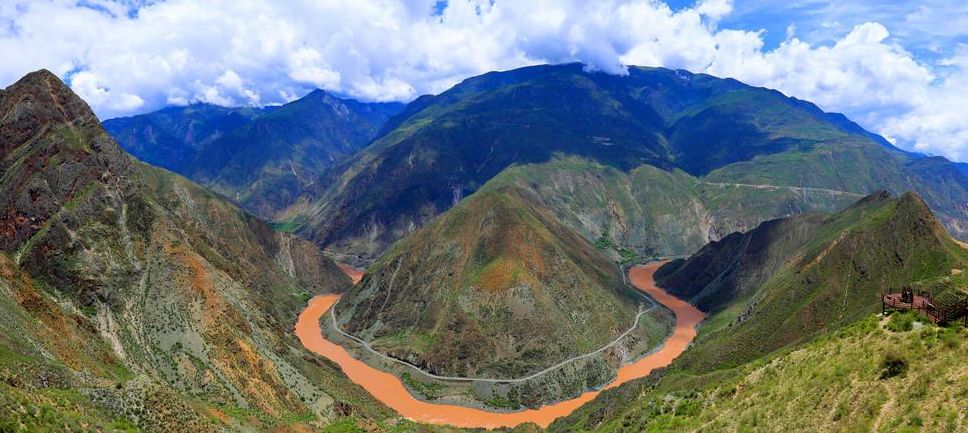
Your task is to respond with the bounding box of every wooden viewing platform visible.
[881,288,968,326]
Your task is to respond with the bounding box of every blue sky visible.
[671,0,966,57]
[1,0,966,161]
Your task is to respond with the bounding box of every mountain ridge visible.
[104,88,404,218]
[275,63,968,264]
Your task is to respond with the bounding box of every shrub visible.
[879,350,908,379]
[886,311,915,332]
[938,327,961,349]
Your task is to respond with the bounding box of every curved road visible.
[699,181,865,197]
[330,302,656,383]
[294,261,705,429]
[329,263,659,383]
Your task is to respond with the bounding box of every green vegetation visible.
[104,89,403,219]
[879,349,908,379]
[553,317,966,433]
[483,394,522,410]
[400,372,445,399]
[653,191,968,373]
[334,185,670,407]
[270,219,301,233]
[886,311,918,332]
[593,223,640,265]
[277,63,968,267]
[0,383,137,433]
[324,419,364,433]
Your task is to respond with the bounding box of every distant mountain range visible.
[106,64,968,267]
[104,92,403,218]
[249,63,967,264]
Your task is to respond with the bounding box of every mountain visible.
[104,91,404,218]
[553,312,967,432]
[652,211,829,312]
[329,185,674,408]
[658,191,968,370]
[550,191,968,432]
[277,63,968,264]
[100,103,265,173]
[0,70,413,431]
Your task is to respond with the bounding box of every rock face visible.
[1,70,133,253]
[331,185,673,407]
[104,90,403,218]
[0,70,357,431]
[278,64,968,263]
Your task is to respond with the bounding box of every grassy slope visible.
[550,192,968,432]
[674,192,968,372]
[653,212,829,313]
[568,316,966,433]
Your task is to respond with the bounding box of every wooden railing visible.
[881,291,967,325]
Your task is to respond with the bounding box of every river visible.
[294,261,704,429]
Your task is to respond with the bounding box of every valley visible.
[2,62,966,433]
[294,261,704,429]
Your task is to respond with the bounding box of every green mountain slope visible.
[329,185,673,408]
[652,211,828,312]
[104,91,403,218]
[480,156,859,261]
[659,191,968,371]
[551,191,968,432]
[553,315,967,433]
[0,70,416,431]
[279,64,968,263]
[100,103,264,173]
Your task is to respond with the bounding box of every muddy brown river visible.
[294,261,704,429]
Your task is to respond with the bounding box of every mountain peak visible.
[899,190,929,207]
[1,70,101,155]
[1,70,132,251]
[895,190,947,235]
[5,69,89,110]
[845,190,892,210]
[19,68,60,83]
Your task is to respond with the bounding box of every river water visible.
[294,261,704,429]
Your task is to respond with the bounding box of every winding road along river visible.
[294,261,705,429]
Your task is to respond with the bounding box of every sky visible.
[1,0,966,161]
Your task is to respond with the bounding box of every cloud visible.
[69,70,146,113]
[0,0,965,161]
